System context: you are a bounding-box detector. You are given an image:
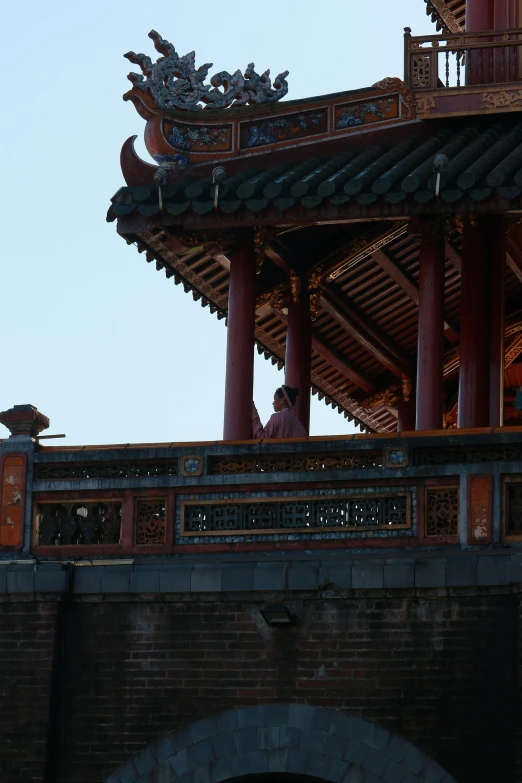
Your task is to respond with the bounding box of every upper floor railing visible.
[404,27,522,91]
[9,427,522,558]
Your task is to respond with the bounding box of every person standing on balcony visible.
[252,386,307,439]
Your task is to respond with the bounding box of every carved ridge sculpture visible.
[125,30,289,111]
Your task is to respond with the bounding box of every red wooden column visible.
[416,220,446,431]
[466,0,494,85]
[488,216,506,427]
[223,243,256,440]
[458,219,491,428]
[285,281,312,433]
[466,0,494,30]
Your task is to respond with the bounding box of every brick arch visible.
[106,704,456,783]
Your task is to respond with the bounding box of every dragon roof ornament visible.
[124,30,289,112]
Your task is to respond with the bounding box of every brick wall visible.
[0,598,63,783]
[52,593,519,783]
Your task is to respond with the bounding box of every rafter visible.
[311,334,376,394]
[320,286,413,379]
[371,248,459,342]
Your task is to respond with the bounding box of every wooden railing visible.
[21,428,522,556]
[404,27,522,90]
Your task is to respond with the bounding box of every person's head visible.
[273,385,300,411]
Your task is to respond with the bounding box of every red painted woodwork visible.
[416,225,445,431]
[458,220,491,428]
[467,474,493,545]
[494,0,519,27]
[0,454,26,549]
[466,0,494,31]
[285,289,312,433]
[488,217,506,427]
[466,0,494,85]
[223,245,256,440]
[398,396,416,431]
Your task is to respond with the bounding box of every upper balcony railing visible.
[404,27,522,91]
[12,427,522,558]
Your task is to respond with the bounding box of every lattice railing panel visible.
[36,501,122,546]
[209,451,383,474]
[425,487,459,536]
[35,460,178,480]
[181,492,411,535]
[504,480,522,537]
[134,499,167,545]
[415,445,522,466]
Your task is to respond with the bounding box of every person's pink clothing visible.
[252,405,307,439]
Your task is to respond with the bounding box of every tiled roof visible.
[108,124,522,222]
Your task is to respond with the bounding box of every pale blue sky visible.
[0,0,432,445]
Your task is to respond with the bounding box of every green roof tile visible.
[109,123,522,225]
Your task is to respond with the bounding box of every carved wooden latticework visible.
[415,445,522,466]
[209,451,383,474]
[134,499,167,545]
[425,487,459,536]
[36,460,178,480]
[504,482,522,536]
[181,492,411,535]
[412,55,431,88]
[36,502,122,546]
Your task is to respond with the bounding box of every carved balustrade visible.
[405,27,522,91]
[15,428,522,557]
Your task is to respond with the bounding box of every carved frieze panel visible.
[35,460,178,480]
[35,501,122,546]
[415,445,522,466]
[239,109,327,150]
[334,95,398,130]
[162,120,233,153]
[180,490,412,536]
[425,487,459,537]
[134,498,166,546]
[209,450,383,474]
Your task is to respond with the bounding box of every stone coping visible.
[1,552,522,594]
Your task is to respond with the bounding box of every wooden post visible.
[223,243,256,440]
[398,394,416,431]
[416,221,445,431]
[466,0,494,86]
[466,0,494,30]
[489,216,506,427]
[458,219,491,428]
[285,281,312,433]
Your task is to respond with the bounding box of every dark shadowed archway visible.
[105,705,456,783]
